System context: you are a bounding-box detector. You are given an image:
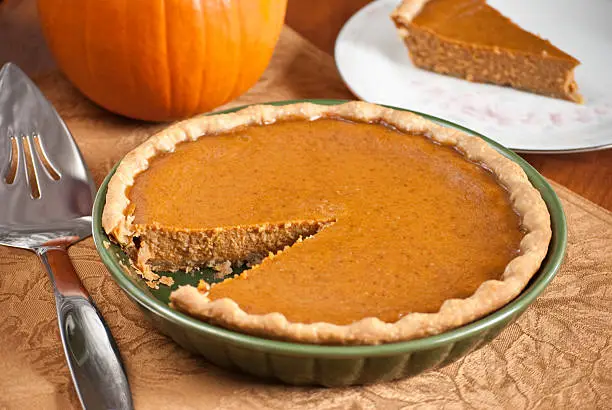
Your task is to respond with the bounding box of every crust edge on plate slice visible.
[102,101,552,345]
[390,0,583,103]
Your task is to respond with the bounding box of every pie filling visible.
[410,0,569,56]
[126,118,523,325]
[392,0,582,102]
[131,219,335,272]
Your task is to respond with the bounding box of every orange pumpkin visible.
[37,0,287,121]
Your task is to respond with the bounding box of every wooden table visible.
[287,0,612,210]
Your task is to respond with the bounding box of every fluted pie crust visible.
[102,102,551,345]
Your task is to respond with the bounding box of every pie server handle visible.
[39,246,133,410]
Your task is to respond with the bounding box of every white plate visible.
[335,0,612,153]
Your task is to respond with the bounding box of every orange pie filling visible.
[127,118,523,325]
[391,0,582,102]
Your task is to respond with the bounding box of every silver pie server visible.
[0,62,132,410]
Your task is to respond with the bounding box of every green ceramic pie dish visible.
[92,99,567,387]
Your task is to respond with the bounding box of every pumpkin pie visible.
[102,102,551,345]
[391,0,582,102]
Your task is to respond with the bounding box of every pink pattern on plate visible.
[549,113,564,125]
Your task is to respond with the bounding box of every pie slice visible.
[391,0,582,102]
[102,102,551,345]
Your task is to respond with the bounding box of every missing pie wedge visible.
[102,102,551,345]
[391,0,582,102]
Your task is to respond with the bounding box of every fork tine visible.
[0,138,11,187]
[27,133,55,196]
[12,133,27,188]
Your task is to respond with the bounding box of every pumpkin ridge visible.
[191,6,206,115]
[83,1,95,98]
[122,1,136,105]
[161,0,173,116]
[220,1,243,107]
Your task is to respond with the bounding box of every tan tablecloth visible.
[1,2,611,409]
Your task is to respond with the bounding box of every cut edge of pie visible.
[102,101,552,345]
[390,0,582,103]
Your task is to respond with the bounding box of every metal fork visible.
[0,63,132,410]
